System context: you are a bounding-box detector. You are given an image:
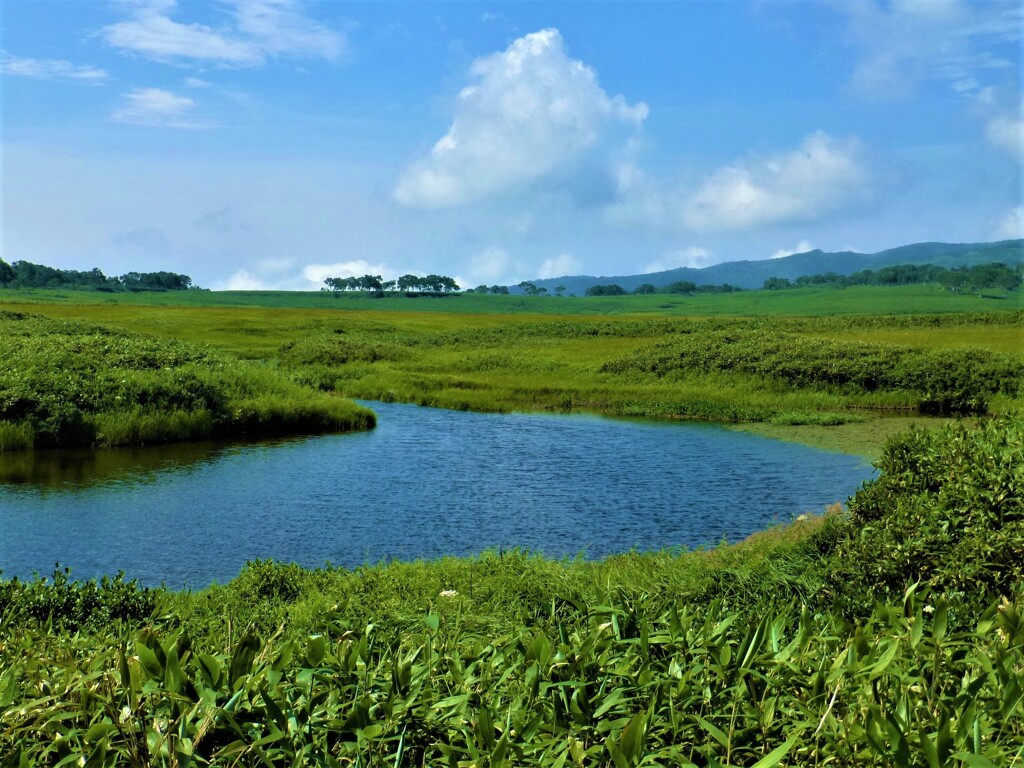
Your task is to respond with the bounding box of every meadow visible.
[0,286,1022,764]
[1,286,1020,456]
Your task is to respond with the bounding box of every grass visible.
[3,282,1022,315]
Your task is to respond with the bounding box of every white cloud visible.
[841,0,1020,99]
[0,52,108,83]
[232,0,344,60]
[771,240,815,259]
[219,268,268,290]
[102,0,345,66]
[111,87,206,128]
[393,28,647,208]
[643,247,713,273]
[537,253,581,279]
[985,111,1024,160]
[993,206,1024,239]
[301,260,398,288]
[466,247,511,283]
[183,76,212,88]
[682,132,873,232]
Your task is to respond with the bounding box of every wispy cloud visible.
[0,52,108,83]
[993,206,1024,239]
[111,87,207,128]
[770,240,815,259]
[102,0,346,67]
[984,106,1023,160]
[537,253,581,279]
[643,247,714,273]
[841,0,1021,100]
[394,28,647,208]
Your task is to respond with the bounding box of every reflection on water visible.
[0,402,873,588]
[0,437,307,489]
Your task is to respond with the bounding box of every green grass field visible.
[2,285,1019,456]
[3,282,1022,315]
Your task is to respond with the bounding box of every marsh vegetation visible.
[0,287,1021,765]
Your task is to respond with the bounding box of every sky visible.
[1,0,1021,290]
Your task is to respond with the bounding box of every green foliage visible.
[603,324,1023,416]
[827,413,1024,615]
[0,567,155,630]
[764,261,1024,293]
[0,258,194,291]
[0,311,375,450]
[585,283,627,296]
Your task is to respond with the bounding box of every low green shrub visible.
[825,413,1024,618]
[0,312,375,449]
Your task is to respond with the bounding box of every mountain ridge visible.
[519,239,1024,294]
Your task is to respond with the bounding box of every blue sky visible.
[1,0,1020,290]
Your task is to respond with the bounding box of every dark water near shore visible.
[0,402,872,587]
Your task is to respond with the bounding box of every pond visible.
[0,402,873,587]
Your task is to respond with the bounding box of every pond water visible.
[0,402,872,587]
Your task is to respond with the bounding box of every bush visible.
[824,413,1024,617]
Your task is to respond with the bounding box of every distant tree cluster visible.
[585,284,627,296]
[0,259,195,292]
[661,281,743,295]
[467,285,510,294]
[323,273,460,294]
[762,262,1022,292]
[517,281,549,296]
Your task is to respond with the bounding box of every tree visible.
[666,280,697,294]
[0,259,14,286]
[763,277,793,290]
[518,281,541,296]
[554,284,566,297]
[634,283,656,295]
[490,285,509,295]
[585,284,625,296]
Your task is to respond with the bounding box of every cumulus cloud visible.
[642,247,713,273]
[537,253,581,279]
[993,206,1024,239]
[393,28,647,208]
[0,52,108,82]
[102,0,345,66]
[771,240,815,259]
[111,87,206,128]
[682,132,873,232]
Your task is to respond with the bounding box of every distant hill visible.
[521,240,1024,294]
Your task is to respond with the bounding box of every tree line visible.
[0,259,195,292]
[585,281,743,297]
[762,262,1022,292]
[323,274,460,294]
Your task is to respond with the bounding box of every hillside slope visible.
[525,239,1024,294]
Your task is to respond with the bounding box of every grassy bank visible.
[5,294,1021,455]
[0,311,374,450]
[1,415,1022,765]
